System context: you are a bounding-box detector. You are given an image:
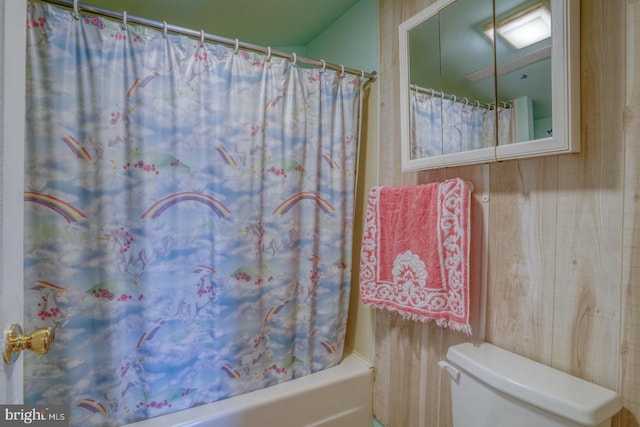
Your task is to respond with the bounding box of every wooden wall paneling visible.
[552,0,624,390]
[376,0,431,187]
[373,310,421,426]
[620,2,640,425]
[417,322,465,427]
[376,0,401,186]
[485,157,558,365]
[374,311,471,427]
[421,324,447,426]
[372,308,392,424]
[374,0,433,425]
[375,0,640,425]
[385,313,421,425]
[375,0,490,423]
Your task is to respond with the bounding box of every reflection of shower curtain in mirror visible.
[410,91,512,158]
[24,3,362,426]
[497,106,513,145]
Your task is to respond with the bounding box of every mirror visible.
[400,0,579,171]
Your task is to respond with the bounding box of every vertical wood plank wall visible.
[373,0,639,425]
[622,3,640,424]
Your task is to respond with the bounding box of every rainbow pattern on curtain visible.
[23,3,362,426]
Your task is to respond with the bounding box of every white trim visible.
[400,0,580,172]
[0,0,26,404]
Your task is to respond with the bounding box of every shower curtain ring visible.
[121,11,127,30]
[320,60,326,73]
[72,0,80,20]
[162,21,168,38]
[234,38,239,54]
[265,47,272,62]
[291,53,297,67]
[339,65,345,77]
[200,30,205,46]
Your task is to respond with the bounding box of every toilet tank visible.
[442,342,621,427]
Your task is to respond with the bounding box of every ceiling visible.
[79,0,361,47]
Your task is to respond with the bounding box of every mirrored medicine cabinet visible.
[399,0,580,171]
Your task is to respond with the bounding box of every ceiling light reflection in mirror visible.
[484,2,551,49]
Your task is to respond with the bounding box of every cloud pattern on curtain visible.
[24,3,362,426]
[410,91,512,158]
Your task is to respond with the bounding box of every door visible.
[0,0,27,404]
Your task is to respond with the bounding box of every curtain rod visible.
[409,84,512,110]
[36,0,377,83]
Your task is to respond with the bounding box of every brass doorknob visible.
[3,324,54,364]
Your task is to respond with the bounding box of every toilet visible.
[439,341,622,427]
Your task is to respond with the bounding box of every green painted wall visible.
[305,0,377,74]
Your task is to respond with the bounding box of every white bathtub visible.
[127,352,373,427]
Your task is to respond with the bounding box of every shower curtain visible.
[410,90,512,158]
[23,3,362,426]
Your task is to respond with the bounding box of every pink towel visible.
[359,178,472,334]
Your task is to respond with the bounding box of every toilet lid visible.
[446,342,621,426]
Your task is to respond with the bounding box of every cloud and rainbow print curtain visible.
[23,3,362,426]
[409,90,512,158]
